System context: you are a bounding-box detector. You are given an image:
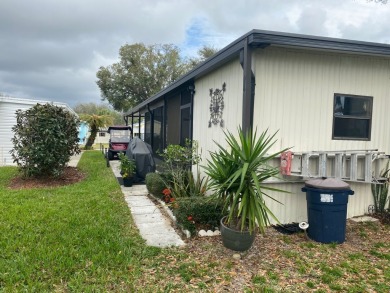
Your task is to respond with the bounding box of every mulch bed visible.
[372,211,390,225]
[137,219,390,292]
[8,167,85,189]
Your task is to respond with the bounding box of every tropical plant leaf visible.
[204,127,290,233]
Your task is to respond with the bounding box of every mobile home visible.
[124,30,390,223]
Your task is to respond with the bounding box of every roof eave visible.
[249,30,390,56]
[0,96,78,117]
[124,31,253,116]
[124,29,390,117]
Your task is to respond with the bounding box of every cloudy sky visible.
[1,0,389,108]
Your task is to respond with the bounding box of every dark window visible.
[332,94,372,140]
[144,112,152,145]
[99,132,106,137]
[180,106,191,146]
[153,106,163,154]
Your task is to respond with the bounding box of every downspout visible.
[188,84,195,141]
[131,115,134,139]
[241,37,255,133]
[163,96,167,150]
[138,112,141,139]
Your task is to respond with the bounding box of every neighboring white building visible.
[94,128,110,145]
[0,96,76,166]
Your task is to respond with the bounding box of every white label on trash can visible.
[320,194,333,203]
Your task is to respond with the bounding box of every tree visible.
[96,43,188,112]
[74,102,124,125]
[96,43,219,112]
[187,46,219,68]
[11,103,80,177]
[80,113,113,149]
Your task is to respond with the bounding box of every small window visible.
[332,94,372,140]
[99,132,106,137]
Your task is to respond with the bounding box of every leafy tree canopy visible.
[187,46,219,68]
[96,43,219,112]
[74,102,123,125]
[96,43,187,112]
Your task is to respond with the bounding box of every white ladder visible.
[288,150,388,183]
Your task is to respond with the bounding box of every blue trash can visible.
[301,178,354,244]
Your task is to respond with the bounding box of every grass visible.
[0,151,153,291]
[1,151,390,292]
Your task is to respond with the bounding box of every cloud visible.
[0,0,389,107]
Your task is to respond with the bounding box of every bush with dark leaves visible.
[11,103,80,177]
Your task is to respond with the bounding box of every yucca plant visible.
[371,161,390,214]
[204,127,289,234]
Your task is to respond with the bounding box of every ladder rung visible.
[334,153,343,179]
[365,153,372,182]
[319,153,327,177]
[292,150,386,183]
[302,154,310,177]
[350,154,358,181]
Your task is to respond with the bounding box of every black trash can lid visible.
[305,178,350,190]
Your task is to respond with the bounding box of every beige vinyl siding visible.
[262,181,374,225]
[254,46,390,223]
[191,47,390,224]
[192,58,243,158]
[254,46,390,153]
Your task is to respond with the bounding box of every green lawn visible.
[1,151,389,292]
[0,151,159,291]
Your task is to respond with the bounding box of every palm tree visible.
[80,113,113,149]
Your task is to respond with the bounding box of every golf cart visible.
[106,126,132,163]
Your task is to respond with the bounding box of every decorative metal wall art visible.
[208,82,226,127]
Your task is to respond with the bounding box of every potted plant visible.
[203,127,289,251]
[118,152,136,187]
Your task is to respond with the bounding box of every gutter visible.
[0,96,78,117]
[124,29,390,118]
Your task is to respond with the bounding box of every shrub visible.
[159,140,207,198]
[145,172,166,199]
[173,197,226,236]
[159,171,174,186]
[11,103,80,177]
[185,170,208,197]
[118,153,136,178]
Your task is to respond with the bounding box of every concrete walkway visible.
[69,152,184,247]
[68,151,83,167]
[109,160,185,248]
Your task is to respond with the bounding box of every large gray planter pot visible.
[220,217,256,251]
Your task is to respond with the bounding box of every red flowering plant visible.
[172,197,225,236]
[162,188,175,205]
